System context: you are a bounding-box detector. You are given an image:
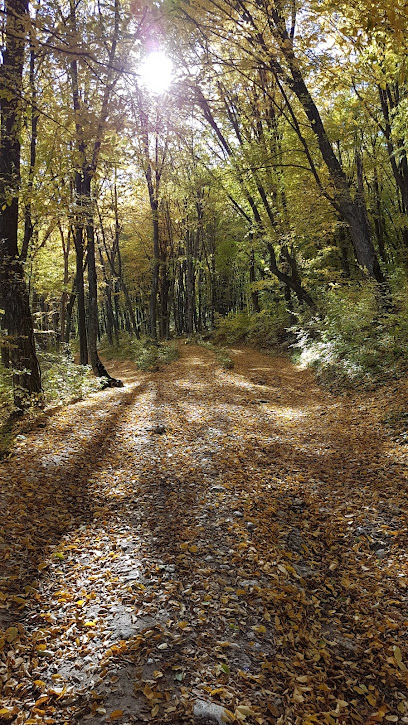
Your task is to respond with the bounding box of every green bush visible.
[38,351,104,404]
[291,282,408,388]
[212,308,290,348]
[195,338,234,369]
[0,360,13,421]
[99,333,179,372]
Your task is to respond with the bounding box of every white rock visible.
[193,699,229,724]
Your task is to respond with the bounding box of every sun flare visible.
[139,51,173,95]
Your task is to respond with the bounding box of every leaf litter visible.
[1,344,408,724]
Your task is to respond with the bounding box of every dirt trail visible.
[1,344,408,725]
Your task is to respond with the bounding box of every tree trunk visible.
[149,200,160,339]
[85,174,122,386]
[249,248,261,313]
[286,64,385,284]
[0,0,42,411]
[20,45,38,264]
[265,5,386,285]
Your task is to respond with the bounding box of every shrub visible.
[0,360,13,422]
[212,308,290,348]
[291,283,408,388]
[38,351,104,404]
[99,333,179,372]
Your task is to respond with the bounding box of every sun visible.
[139,51,173,95]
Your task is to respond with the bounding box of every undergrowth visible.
[0,352,103,456]
[194,338,234,369]
[212,308,290,349]
[291,281,408,390]
[38,351,104,404]
[99,333,179,372]
[210,279,408,391]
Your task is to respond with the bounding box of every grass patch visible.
[195,337,234,369]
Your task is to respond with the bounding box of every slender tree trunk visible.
[73,201,88,364]
[373,166,388,263]
[85,174,122,385]
[249,247,260,313]
[20,45,38,264]
[65,278,77,345]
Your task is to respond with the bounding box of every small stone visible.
[376,549,387,559]
[233,510,243,518]
[151,424,166,434]
[240,579,259,588]
[193,699,229,724]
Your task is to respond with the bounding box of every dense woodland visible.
[3,4,408,724]
[1,0,408,411]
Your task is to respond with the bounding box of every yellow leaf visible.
[11,596,26,606]
[393,646,402,664]
[109,710,124,721]
[235,705,254,721]
[251,625,266,634]
[189,544,199,553]
[0,708,14,717]
[151,705,160,717]
[84,621,97,627]
[367,694,377,706]
[143,683,154,700]
[5,626,18,643]
[34,696,49,707]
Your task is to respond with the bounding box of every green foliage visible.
[216,349,234,369]
[212,309,291,349]
[136,341,179,371]
[100,333,179,371]
[0,360,13,422]
[291,283,408,388]
[38,352,104,404]
[382,408,408,445]
[196,338,234,369]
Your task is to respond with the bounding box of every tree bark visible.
[0,0,42,410]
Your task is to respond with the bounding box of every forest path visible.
[1,343,408,725]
